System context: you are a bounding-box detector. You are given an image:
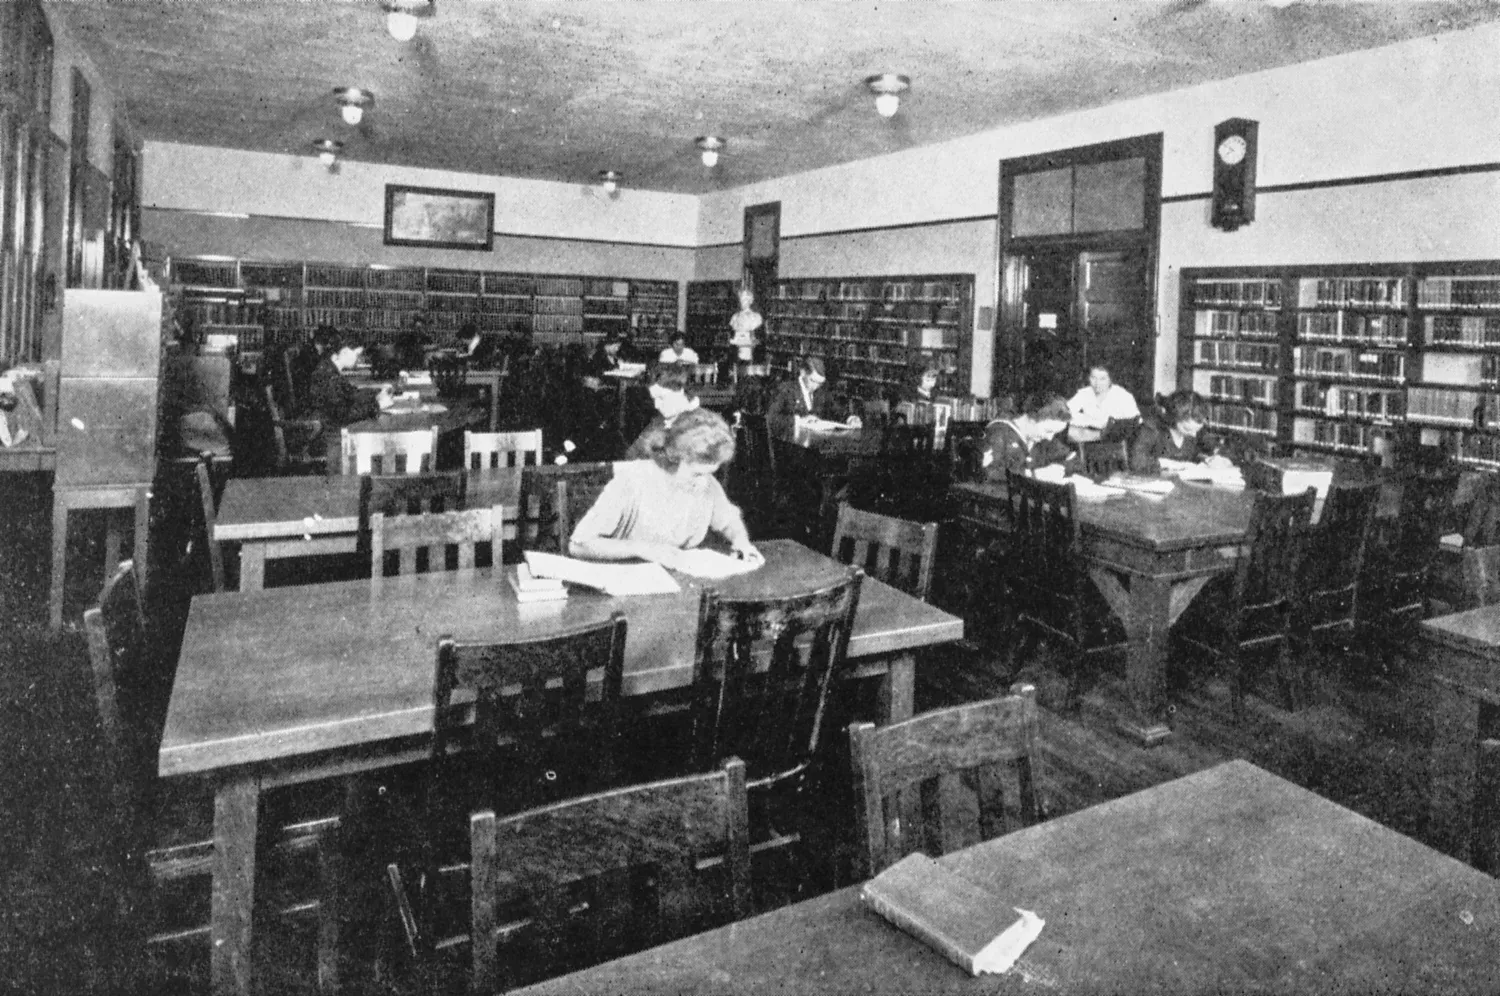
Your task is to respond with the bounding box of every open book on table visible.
[861,852,1044,976]
[799,415,856,432]
[523,551,680,596]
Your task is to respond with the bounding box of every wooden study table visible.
[160,539,962,995]
[952,479,1258,746]
[213,466,525,591]
[514,759,1500,996]
[1422,603,1500,873]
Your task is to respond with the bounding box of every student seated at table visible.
[765,356,860,438]
[894,363,941,407]
[459,320,500,368]
[302,326,393,452]
[584,331,628,389]
[623,363,700,460]
[1130,389,1217,474]
[658,331,699,366]
[570,408,763,569]
[1067,364,1140,443]
[982,393,1072,483]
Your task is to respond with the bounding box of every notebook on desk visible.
[523,551,680,596]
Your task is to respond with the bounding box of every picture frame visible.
[383,184,495,251]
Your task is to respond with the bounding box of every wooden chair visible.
[1461,544,1500,608]
[84,562,343,991]
[1078,439,1128,480]
[848,686,1041,879]
[830,502,939,602]
[339,426,439,475]
[1292,480,1381,705]
[1240,455,1279,494]
[1004,472,1126,706]
[1363,465,1462,640]
[428,353,468,400]
[464,428,543,470]
[362,470,467,521]
[466,758,751,993]
[369,504,506,576]
[689,363,719,386]
[518,461,614,553]
[1176,488,1316,717]
[263,384,325,475]
[687,571,862,882]
[943,420,989,484]
[379,615,638,989]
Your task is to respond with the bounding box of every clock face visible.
[1217,134,1248,166]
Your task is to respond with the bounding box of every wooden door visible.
[1077,249,1151,402]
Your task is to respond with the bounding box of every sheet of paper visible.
[974,909,1046,974]
[671,548,762,579]
[1063,475,1127,500]
[523,551,680,596]
[799,415,855,432]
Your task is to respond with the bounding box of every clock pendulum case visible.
[1211,117,1259,232]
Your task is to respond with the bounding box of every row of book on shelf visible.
[1195,275,1500,313]
[1292,347,1406,381]
[774,280,965,303]
[772,300,964,325]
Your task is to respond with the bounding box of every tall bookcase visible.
[685,280,737,354]
[761,273,973,401]
[1179,261,1500,468]
[168,257,682,363]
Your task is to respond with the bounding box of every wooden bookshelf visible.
[686,280,737,355]
[167,257,680,355]
[1179,261,1500,468]
[761,274,974,401]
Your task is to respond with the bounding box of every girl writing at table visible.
[1131,389,1212,474]
[982,394,1072,483]
[571,408,763,570]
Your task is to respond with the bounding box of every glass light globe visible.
[318,150,336,167]
[340,103,364,126]
[386,10,418,41]
[875,93,900,118]
[701,149,719,168]
[601,178,618,194]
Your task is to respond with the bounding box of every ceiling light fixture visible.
[381,0,434,42]
[311,138,344,168]
[865,73,910,118]
[598,170,623,195]
[695,136,725,168]
[333,87,375,126]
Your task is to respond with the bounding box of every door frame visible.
[995,133,1162,400]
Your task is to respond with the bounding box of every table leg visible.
[879,652,916,724]
[49,496,68,630]
[239,542,266,592]
[212,775,260,996]
[1119,575,1174,747]
[133,485,150,591]
[1429,681,1479,866]
[103,509,124,588]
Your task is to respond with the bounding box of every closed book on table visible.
[860,852,1043,976]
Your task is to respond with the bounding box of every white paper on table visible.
[799,415,856,432]
[1160,459,1213,481]
[671,548,762,579]
[974,910,1046,975]
[523,551,680,596]
[1030,464,1067,483]
[1062,475,1127,500]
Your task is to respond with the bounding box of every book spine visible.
[860,888,978,977]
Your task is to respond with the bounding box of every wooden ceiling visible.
[53,0,1500,194]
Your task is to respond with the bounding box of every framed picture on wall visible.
[383,184,495,251]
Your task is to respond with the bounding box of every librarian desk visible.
[514,759,1500,996]
[160,538,962,996]
[1423,602,1500,873]
[212,465,525,591]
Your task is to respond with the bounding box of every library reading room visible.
[7,2,1500,993]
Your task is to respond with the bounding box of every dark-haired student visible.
[623,363,700,460]
[765,356,861,438]
[982,394,1073,483]
[302,326,392,457]
[1130,390,1211,474]
[898,364,942,406]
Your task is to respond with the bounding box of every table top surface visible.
[214,466,526,540]
[1422,604,1500,658]
[513,759,1500,996]
[160,539,961,777]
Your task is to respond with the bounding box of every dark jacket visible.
[623,414,668,461]
[303,357,380,430]
[1130,420,1202,474]
[983,419,1071,484]
[765,377,838,439]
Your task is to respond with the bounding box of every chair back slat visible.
[518,462,614,553]
[849,686,1041,878]
[689,363,719,386]
[469,757,750,993]
[370,505,505,576]
[194,458,226,593]
[1299,480,1380,635]
[466,429,543,470]
[361,471,467,522]
[830,503,939,602]
[1231,489,1316,642]
[340,427,439,475]
[690,571,863,788]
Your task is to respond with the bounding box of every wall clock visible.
[1212,118,1258,231]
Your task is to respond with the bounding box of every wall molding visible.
[142,205,695,251]
[1162,160,1500,204]
[699,212,998,250]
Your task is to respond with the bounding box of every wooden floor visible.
[0,469,1458,994]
